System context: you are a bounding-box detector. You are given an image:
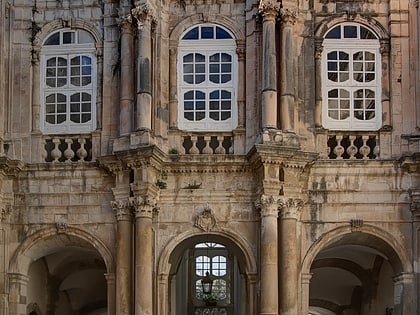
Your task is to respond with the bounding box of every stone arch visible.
[314,13,389,40]
[158,228,257,276]
[301,224,411,275]
[169,15,245,43]
[33,18,102,48]
[9,226,114,275]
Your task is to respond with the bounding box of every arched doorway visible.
[307,231,407,315]
[165,233,254,315]
[9,227,113,315]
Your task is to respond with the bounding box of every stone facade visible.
[0,0,419,315]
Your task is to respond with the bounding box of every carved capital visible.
[280,8,297,25]
[131,4,156,30]
[278,197,304,219]
[194,205,218,231]
[130,196,159,218]
[111,199,133,221]
[258,0,280,19]
[255,195,279,218]
[380,40,390,55]
[117,13,134,28]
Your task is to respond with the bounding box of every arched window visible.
[178,24,238,131]
[321,23,381,130]
[40,29,97,134]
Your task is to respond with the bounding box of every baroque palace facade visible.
[0,0,419,314]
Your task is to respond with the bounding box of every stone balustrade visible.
[182,134,233,154]
[327,134,379,160]
[43,135,92,162]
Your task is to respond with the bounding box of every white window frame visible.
[178,24,238,131]
[321,23,382,131]
[40,29,97,134]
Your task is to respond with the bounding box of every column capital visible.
[258,0,280,19]
[111,199,133,221]
[31,47,40,65]
[131,4,156,30]
[130,195,159,218]
[255,194,280,218]
[380,39,390,55]
[392,272,415,284]
[278,197,304,220]
[117,14,134,29]
[280,8,297,25]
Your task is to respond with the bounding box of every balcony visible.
[181,134,234,155]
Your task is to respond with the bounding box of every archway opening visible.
[21,234,108,315]
[309,233,398,315]
[168,234,248,315]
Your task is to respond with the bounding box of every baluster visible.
[64,138,75,162]
[373,137,380,159]
[190,136,200,154]
[202,136,212,154]
[41,138,48,161]
[215,136,225,154]
[347,135,357,159]
[77,138,88,161]
[359,135,371,159]
[51,138,62,162]
[333,135,344,159]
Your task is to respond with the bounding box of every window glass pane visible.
[183,27,199,40]
[210,112,219,120]
[344,25,357,38]
[201,27,214,39]
[216,26,232,39]
[78,30,94,43]
[196,111,205,120]
[45,32,60,45]
[63,31,76,44]
[325,26,341,39]
[360,26,376,39]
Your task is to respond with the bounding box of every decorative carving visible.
[350,218,364,232]
[255,194,279,218]
[130,196,159,218]
[194,205,217,231]
[56,221,68,233]
[131,4,157,30]
[258,0,280,18]
[278,197,304,219]
[280,8,297,25]
[0,204,11,223]
[111,199,133,221]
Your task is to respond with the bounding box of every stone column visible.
[255,195,279,315]
[237,40,246,129]
[278,197,303,315]
[111,199,133,315]
[132,4,156,131]
[380,40,391,129]
[119,15,134,135]
[131,196,158,315]
[31,48,41,132]
[247,273,258,315]
[8,273,29,315]
[258,0,280,129]
[169,45,178,129]
[279,9,297,131]
[314,40,323,128]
